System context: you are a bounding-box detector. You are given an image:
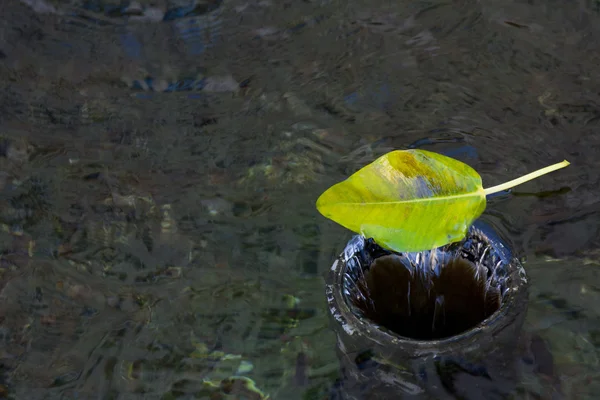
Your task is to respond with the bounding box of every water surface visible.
[0,0,599,398]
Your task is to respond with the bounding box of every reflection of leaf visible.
[316,150,569,252]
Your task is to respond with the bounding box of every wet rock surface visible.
[327,225,530,399]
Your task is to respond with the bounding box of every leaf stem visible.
[483,160,570,196]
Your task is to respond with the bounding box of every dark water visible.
[0,0,599,398]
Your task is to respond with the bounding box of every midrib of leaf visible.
[328,159,570,207]
[333,188,485,205]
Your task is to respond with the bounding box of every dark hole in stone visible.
[346,230,507,340]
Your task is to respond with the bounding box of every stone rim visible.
[325,221,529,353]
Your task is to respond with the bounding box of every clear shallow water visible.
[0,0,599,398]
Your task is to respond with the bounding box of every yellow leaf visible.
[316,150,569,252]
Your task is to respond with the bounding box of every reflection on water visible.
[0,0,599,398]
